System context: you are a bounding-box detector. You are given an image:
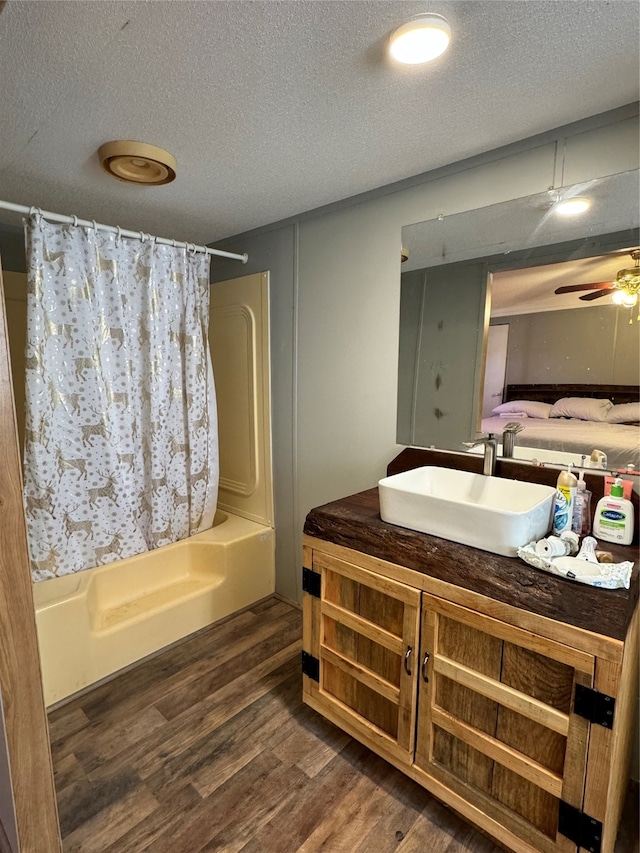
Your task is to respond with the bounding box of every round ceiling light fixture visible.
[553,196,591,217]
[98,140,176,185]
[389,14,451,65]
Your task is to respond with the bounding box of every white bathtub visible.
[33,511,275,706]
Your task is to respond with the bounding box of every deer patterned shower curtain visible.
[23,215,219,581]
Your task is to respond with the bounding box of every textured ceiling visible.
[0,0,638,245]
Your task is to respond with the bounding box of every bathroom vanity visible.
[301,452,639,853]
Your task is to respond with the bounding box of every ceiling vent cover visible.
[98,140,176,185]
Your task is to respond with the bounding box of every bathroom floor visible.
[48,597,639,853]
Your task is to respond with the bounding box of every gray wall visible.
[0,225,25,275]
[497,305,640,387]
[212,106,639,606]
[398,263,488,449]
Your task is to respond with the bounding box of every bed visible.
[481,383,640,471]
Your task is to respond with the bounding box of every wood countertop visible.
[304,486,639,642]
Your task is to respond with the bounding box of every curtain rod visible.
[0,200,248,263]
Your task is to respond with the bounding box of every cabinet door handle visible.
[421,651,430,683]
[404,645,413,675]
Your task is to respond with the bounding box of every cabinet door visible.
[305,551,421,764]
[416,594,594,853]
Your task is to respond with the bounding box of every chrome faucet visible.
[462,434,498,476]
[502,421,525,459]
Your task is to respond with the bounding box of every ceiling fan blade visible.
[579,288,616,301]
[554,281,613,294]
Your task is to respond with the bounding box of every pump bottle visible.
[552,464,577,536]
[571,471,592,536]
[593,478,634,545]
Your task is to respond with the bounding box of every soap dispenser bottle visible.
[571,471,592,536]
[593,478,634,545]
[552,464,577,535]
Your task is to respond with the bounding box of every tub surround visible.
[302,452,639,853]
[31,271,276,706]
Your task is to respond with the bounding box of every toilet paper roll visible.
[559,530,579,555]
[535,537,570,559]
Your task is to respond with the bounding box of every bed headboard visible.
[505,383,640,406]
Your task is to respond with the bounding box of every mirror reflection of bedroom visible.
[482,248,640,470]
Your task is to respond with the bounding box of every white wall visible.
[213,106,639,606]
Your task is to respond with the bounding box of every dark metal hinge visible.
[302,567,321,598]
[574,683,616,729]
[558,801,603,853]
[302,651,320,682]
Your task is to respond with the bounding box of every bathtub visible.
[33,511,275,706]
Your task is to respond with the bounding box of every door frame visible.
[0,263,62,851]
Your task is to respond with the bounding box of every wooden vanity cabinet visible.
[302,532,638,853]
[302,549,422,766]
[415,592,594,853]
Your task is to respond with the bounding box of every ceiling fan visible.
[554,249,640,306]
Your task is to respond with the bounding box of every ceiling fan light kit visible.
[553,250,640,314]
[615,252,640,288]
[389,14,451,65]
[98,141,177,185]
[612,289,638,308]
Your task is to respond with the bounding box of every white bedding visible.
[480,416,640,471]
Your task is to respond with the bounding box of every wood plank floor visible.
[48,597,639,853]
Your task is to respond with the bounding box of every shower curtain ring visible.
[116,225,122,245]
[72,215,79,227]
[91,220,98,232]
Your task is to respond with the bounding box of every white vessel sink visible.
[378,466,556,557]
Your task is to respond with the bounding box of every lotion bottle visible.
[571,471,592,536]
[593,478,634,545]
[552,464,577,535]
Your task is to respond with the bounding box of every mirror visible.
[398,170,640,470]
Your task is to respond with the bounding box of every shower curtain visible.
[23,216,219,581]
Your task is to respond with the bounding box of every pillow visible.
[606,402,640,424]
[549,397,613,422]
[492,400,552,419]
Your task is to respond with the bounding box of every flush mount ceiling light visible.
[553,196,591,216]
[98,140,176,185]
[389,14,451,65]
